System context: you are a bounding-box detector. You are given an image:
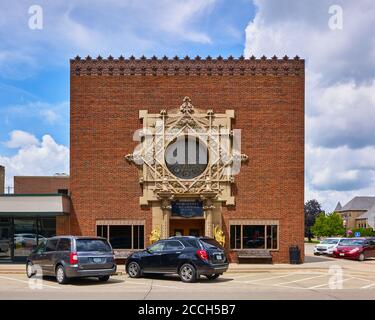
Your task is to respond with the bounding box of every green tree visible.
[311,212,345,237]
[311,213,328,237]
[304,199,325,241]
[326,212,345,236]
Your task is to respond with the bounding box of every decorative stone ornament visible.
[125,97,247,207]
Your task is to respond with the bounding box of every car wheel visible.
[26,261,35,278]
[127,262,141,278]
[205,274,220,280]
[98,275,110,282]
[179,263,197,283]
[358,253,365,261]
[55,265,69,284]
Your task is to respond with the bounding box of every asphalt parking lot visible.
[1,268,375,300]
[1,244,375,300]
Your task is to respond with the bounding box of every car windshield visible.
[320,239,339,244]
[200,238,223,250]
[340,239,364,246]
[147,242,164,253]
[76,239,112,252]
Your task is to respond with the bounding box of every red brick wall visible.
[14,176,70,194]
[70,57,304,263]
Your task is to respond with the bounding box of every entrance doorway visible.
[169,219,205,237]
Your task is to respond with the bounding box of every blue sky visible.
[0,0,254,156]
[1,0,375,212]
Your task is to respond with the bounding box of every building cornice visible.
[70,55,304,77]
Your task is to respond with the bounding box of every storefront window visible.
[109,225,132,249]
[133,225,144,249]
[230,225,241,249]
[243,225,265,249]
[97,224,144,249]
[13,218,38,257]
[0,218,11,259]
[266,225,278,249]
[38,218,57,244]
[230,224,279,250]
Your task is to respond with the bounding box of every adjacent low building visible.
[0,173,69,261]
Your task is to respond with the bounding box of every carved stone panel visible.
[125,97,247,207]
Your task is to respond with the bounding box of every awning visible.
[0,194,70,217]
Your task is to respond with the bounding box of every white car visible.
[314,238,345,256]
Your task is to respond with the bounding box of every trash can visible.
[289,245,301,264]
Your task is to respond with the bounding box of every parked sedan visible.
[26,236,117,284]
[333,237,375,261]
[314,237,344,255]
[126,236,229,283]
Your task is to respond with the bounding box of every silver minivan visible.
[26,236,117,284]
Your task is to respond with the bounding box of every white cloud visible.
[0,132,69,188]
[0,0,218,77]
[3,130,39,149]
[245,0,375,211]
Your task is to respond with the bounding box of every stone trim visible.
[229,219,279,225]
[96,219,145,225]
[70,55,304,76]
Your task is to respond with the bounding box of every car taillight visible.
[196,249,208,261]
[70,252,78,264]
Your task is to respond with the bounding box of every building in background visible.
[335,197,375,230]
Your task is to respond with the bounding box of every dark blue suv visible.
[125,236,228,283]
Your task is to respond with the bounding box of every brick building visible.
[14,175,69,195]
[66,55,305,263]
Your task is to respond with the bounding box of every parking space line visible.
[276,274,327,286]
[361,282,375,289]
[0,275,61,290]
[307,277,353,289]
[244,273,298,283]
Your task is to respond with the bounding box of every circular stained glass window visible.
[165,135,208,179]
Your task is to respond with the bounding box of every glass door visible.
[13,218,38,260]
[0,218,12,260]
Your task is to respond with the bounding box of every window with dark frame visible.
[230,224,278,250]
[96,224,144,250]
[57,189,69,195]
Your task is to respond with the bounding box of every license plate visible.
[93,258,105,263]
[339,253,345,256]
[215,254,222,260]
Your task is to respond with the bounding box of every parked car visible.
[333,237,375,261]
[314,237,345,255]
[125,236,228,283]
[26,236,117,284]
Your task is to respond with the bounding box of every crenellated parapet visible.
[70,55,304,76]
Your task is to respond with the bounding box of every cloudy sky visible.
[0,0,374,212]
